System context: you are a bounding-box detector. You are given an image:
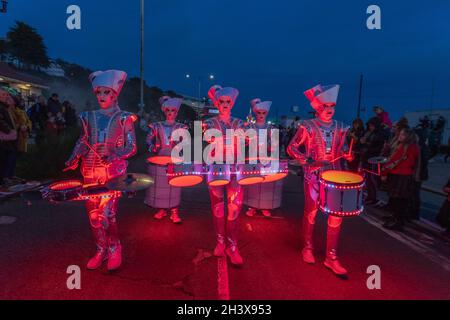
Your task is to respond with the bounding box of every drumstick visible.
[63,140,108,173]
[63,166,74,172]
[328,140,354,165]
[347,139,354,157]
[81,139,104,160]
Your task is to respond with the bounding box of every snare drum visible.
[261,159,289,183]
[236,163,264,186]
[319,170,364,217]
[207,164,231,187]
[46,180,83,202]
[168,164,204,187]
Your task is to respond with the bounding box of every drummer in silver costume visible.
[204,85,245,266]
[65,70,137,271]
[145,96,188,224]
[245,98,282,218]
[287,84,353,277]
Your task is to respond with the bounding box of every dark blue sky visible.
[1,0,450,123]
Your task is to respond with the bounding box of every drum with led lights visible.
[207,164,231,187]
[261,159,289,183]
[236,163,264,186]
[319,170,365,217]
[46,180,84,202]
[168,164,204,187]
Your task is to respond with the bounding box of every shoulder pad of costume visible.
[120,111,138,122]
[299,120,313,133]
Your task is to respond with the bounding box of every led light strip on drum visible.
[319,206,364,217]
[319,180,365,190]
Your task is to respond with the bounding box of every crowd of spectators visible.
[0,88,77,189]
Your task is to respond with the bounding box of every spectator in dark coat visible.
[62,100,77,127]
[436,178,450,237]
[347,118,365,172]
[47,93,62,115]
[409,122,430,220]
[27,95,48,132]
[360,117,387,204]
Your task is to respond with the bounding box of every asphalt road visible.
[0,156,449,300]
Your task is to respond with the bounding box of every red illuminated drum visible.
[261,159,289,183]
[207,164,231,187]
[147,155,182,166]
[236,163,264,186]
[319,170,364,217]
[168,164,204,187]
[46,180,83,202]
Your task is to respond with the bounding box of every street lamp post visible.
[138,0,145,111]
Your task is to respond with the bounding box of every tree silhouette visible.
[6,21,50,69]
[0,39,6,61]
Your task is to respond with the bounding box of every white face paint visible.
[255,110,268,123]
[316,104,335,122]
[95,86,117,109]
[217,97,234,116]
[163,107,179,122]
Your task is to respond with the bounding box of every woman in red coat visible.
[381,128,420,231]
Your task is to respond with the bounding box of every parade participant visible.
[65,70,137,271]
[287,84,353,276]
[145,96,187,224]
[245,98,282,218]
[381,128,420,231]
[205,85,245,266]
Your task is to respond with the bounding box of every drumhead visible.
[208,179,230,187]
[320,170,364,184]
[263,172,288,183]
[238,176,264,186]
[147,156,182,165]
[169,176,203,187]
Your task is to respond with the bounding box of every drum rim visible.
[168,175,204,187]
[237,176,265,185]
[319,205,364,217]
[208,179,231,186]
[262,172,288,183]
[147,155,183,165]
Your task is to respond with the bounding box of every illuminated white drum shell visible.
[244,180,283,210]
[168,164,204,187]
[207,164,231,187]
[145,164,181,209]
[319,170,364,217]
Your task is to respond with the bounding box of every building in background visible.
[0,62,50,107]
[39,60,65,77]
[404,109,450,144]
